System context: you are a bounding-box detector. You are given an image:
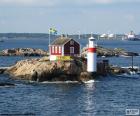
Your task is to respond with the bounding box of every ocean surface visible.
[0,37,140,116]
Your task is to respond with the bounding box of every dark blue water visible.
[0,37,140,116]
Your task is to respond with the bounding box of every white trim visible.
[64,38,80,46]
[59,46,61,53]
[62,45,64,56]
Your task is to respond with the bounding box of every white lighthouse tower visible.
[87,36,97,73]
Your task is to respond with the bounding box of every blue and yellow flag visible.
[49,28,57,35]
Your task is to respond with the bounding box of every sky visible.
[0,0,140,34]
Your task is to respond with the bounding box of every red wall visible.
[50,39,80,56]
[64,40,80,56]
[50,46,62,55]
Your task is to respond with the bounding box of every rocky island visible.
[81,46,139,57]
[1,46,139,83]
[6,57,90,82]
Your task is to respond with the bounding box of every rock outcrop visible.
[7,57,91,82]
[0,67,9,74]
[81,46,139,57]
[0,48,48,56]
[109,65,140,75]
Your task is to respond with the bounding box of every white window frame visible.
[70,47,74,54]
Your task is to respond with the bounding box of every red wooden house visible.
[49,37,80,60]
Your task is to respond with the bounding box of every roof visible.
[51,37,72,45]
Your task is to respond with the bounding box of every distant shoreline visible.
[0,33,124,40]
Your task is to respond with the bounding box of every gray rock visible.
[1,48,48,56]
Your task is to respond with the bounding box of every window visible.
[70,47,74,54]
[70,40,74,45]
[55,46,57,53]
[52,46,54,53]
[59,46,61,53]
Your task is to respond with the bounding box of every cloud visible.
[0,0,34,5]
[90,0,140,5]
[0,0,140,7]
[95,0,113,4]
[0,0,57,7]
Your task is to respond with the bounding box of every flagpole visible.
[49,31,51,46]
[49,30,51,56]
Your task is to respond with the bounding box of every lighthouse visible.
[87,36,97,73]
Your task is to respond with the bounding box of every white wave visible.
[41,81,79,84]
[83,80,95,84]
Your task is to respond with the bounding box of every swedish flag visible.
[49,28,57,35]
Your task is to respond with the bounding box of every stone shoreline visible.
[0,48,48,56]
[1,56,138,83]
[0,47,139,57]
[82,46,139,57]
[3,56,109,82]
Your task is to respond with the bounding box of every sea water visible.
[0,37,140,116]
